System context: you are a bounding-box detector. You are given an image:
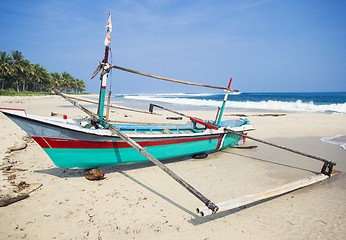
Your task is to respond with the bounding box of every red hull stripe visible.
[32,135,220,149]
[216,134,224,150]
[0,107,26,112]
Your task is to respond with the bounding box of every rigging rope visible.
[109,45,113,91]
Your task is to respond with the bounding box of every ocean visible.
[114,92,346,114]
[110,92,346,151]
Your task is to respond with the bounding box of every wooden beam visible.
[197,171,340,217]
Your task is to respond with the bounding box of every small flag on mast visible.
[104,12,112,46]
[106,12,112,33]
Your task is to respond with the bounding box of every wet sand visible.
[0,95,345,239]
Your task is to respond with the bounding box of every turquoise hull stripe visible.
[98,88,106,123]
[44,134,241,168]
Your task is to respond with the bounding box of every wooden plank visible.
[197,171,340,217]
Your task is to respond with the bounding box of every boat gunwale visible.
[0,108,255,140]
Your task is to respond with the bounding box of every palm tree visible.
[11,50,27,92]
[38,66,50,92]
[1,50,86,93]
[22,59,34,91]
[0,51,13,89]
[31,64,50,91]
[75,79,86,92]
[61,71,73,92]
[50,72,62,90]
[31,64,41,91]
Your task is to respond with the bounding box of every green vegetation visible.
[0,50,86,95]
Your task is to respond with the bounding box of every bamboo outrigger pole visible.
[105,121,219,214]
[149,103,337,175]
[91,62,239,92]
[224,127,336,175]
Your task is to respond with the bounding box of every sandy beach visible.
[0,95,345,239]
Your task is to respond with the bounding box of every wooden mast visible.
[97,12,112,124]
[97,46,109,123]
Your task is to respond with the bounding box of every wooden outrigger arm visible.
[195,128,339,217]
[224,127,336,176]
[106,122,219,214]
[54,89,219,214]
[92,62,239,92]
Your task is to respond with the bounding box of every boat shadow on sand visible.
[35,156,199,217]
[34,147,317,178]
[34,155,191,178]
[34,151,321,223]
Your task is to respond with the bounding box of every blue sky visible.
[1,0,345,93]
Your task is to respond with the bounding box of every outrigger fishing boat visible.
[0,107,253,169]
[0,13,339,216]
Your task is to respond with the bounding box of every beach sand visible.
[0,95,345,239]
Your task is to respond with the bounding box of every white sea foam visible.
[123,95,346,113]
[229,100,346,113]
[154,93,217,97]
[321,135,346,151]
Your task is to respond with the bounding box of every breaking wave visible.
[123,94,346,114]
[321,135,346,150]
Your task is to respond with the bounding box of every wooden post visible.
[214,107,221,125]
[106,90,111,121]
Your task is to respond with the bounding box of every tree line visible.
[0,50,86,93]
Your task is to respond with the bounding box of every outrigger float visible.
[0,13,339,216]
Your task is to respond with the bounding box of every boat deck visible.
[114,121,204,134]
[76,118,250,135]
